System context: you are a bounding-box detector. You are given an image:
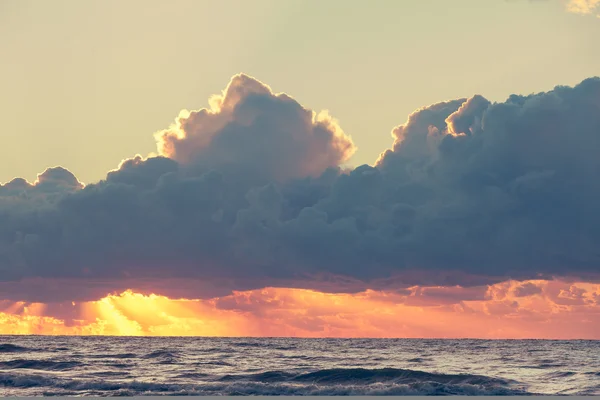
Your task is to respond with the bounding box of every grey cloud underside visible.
[1,76,600,299]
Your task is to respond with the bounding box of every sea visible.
[0,336,599,396]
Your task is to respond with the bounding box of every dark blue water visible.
[1,336,599,395]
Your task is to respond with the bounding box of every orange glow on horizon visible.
[1,279,599,339]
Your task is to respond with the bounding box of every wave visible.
[230,341,296,351]
[277,354,333,362]
[0,372,178,392]
[0,344,33,353]
[545,371,577,379]
[194,360,234,367]
[173,372,211,379]
[195,347,237,354]
[104,362,136,369]
[406,357,429,363]
[85,371,132,378]
[0,359,84,371]
[0,371,533,396]
[142,350,179,359]
[206,382,532,396]
[220,370,296,383]
[87,353,137,359]
[219,367,520,387]
[525,362,568,369]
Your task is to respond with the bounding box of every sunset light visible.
[2,279,599,339]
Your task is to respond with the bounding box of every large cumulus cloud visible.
[155,73,355,183]
[1,74,600,301]
[376,77,600,277]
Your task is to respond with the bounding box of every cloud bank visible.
[1,74,600,301]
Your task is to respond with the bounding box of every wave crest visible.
[0,371,533,396]
[0,359,84,371]
[142,350,179,359]
[221,367,514,386]
[0,344,33,353]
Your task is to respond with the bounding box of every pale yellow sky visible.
[1,0,599,184]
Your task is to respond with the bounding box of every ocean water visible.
[0,337,599,396]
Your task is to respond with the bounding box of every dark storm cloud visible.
[376,77,600,277]
[1,74,600,301]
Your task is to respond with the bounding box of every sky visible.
[2,0,600,184]
[1,0,600,338]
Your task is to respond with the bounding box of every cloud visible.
[565,0,600,16]
[374,77,600,278]
[1,75,600,302]
[155,74,356,183]
[1,167,83,196]
[513,282,543,297]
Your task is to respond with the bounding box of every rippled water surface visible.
[1,336,599,395]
